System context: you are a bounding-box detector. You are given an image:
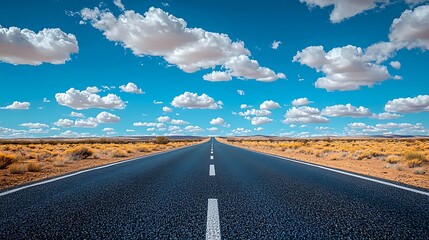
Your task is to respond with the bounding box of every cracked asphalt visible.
[1,138,428,239]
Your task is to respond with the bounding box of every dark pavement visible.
[1,138,428,239]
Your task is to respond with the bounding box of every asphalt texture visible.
[1,138,428,239]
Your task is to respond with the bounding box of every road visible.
[1,138,428,239]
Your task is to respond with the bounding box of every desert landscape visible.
[218,137,429,189]
[0,137,204,190]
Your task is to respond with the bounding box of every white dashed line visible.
[210,155,214,160]
[206,198,221,240]
[209,164,216,176]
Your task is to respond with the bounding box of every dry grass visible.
[220,137,429,189]
[0,138,204,190]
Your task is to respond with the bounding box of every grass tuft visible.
[0,153,17,169]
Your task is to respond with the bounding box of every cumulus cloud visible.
[0,26,78,65]
[260,100,281,110]
[85,86,101,93]
[1,101,30,110]
[240,104,251,109]
[54,111,119,128]
[80,7,284,81]
[207,127,218,132]
[157,116,171,122]
[347,122,427,135]
[56,88,125,110]
[254,127,263,131]
[293,45,391,91]
[163,106,173,112]
[292,97,311,106]
[271,40,281,49]
[203,71,232,82]
[384,95,429,113]
[250,116,273,125]
[239,109,271,117]
[282,106,329,124]
[231,127,251,135]
[389,61,401,69]
[299,0,389,23]
[171,119,189,125]
[184,125,203,133]
[210,117,226,126]
[371,112,402,119]
[70,111,85,118]
[19,123,49,128]
[237,90,245,95]
[321,104,372,117]
[171,92,222,109]
[133,122,166,128]
[113,0,125,10]
[119,82,144,94]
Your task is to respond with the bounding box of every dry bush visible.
[386,155,401,164]
[27,162,41,172]
[154,136,170,144]
[53,161,66,167]
[65,147,93,161]
[0,153,17,169]
[110,149,128,158]
[9,163,27,174]
[413,167,426,175]
[404,151,426,168]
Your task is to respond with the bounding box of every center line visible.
[206,199,221,240]
[210,155,214,160]
[209,164,216,176]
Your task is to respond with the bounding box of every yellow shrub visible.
[0,153,17,169]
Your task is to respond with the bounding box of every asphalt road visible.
[1,138,428,239]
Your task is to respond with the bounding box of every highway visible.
[0,138,428,239]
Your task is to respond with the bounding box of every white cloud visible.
[171,92,222,109]
[43,98,50,103]
[57,130,90,138]
[75,118,98,128]
[260,100,280,110]
[237,89,245,95]
[240,104,251,109]
[96,111,120,123]
[113,0,125,11]
[184,125,203,133]
[1,101,30,110]
[231,127,251,135]
[80,7,283,81]
[371,112,402,119]
[56,88,125,110]
[171,119,189,125]
[389,61,401,69]
[210,117,226,126]
[54,119,75,127]
[321,104,372,117]
[254,127,263,131]
[299,0,389,23]
[347,122,427,135]
[163,106,173,112]
[126,129,135,132]
[85,86,101,93]
[292,97,311,106]
[384,95,429,113]
[133,122,165,128]
[389,5,429,51]
[157,116,171,122]
[102,127,114,132]
[19,123,49,128]
[0,26,78,65]
[119,82,144,94]
[293,45,391,91]
[250,116,273,125]
[153,100,163,104]
[207,127,218,132]
[271,40,281,49]
[203,71,232,82]
[239,109,271,117]
[283,106,329,124]
[70,111,85,118]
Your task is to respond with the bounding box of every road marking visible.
[0,143,204,197]
[206,199,221,240]
[209,164,216,176]
[225,143,429,197]
[210,155,214,160]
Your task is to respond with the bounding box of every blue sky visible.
[0,0,428,138]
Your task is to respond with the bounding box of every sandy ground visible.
[217,138,429,190]
[0,141,202,190]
